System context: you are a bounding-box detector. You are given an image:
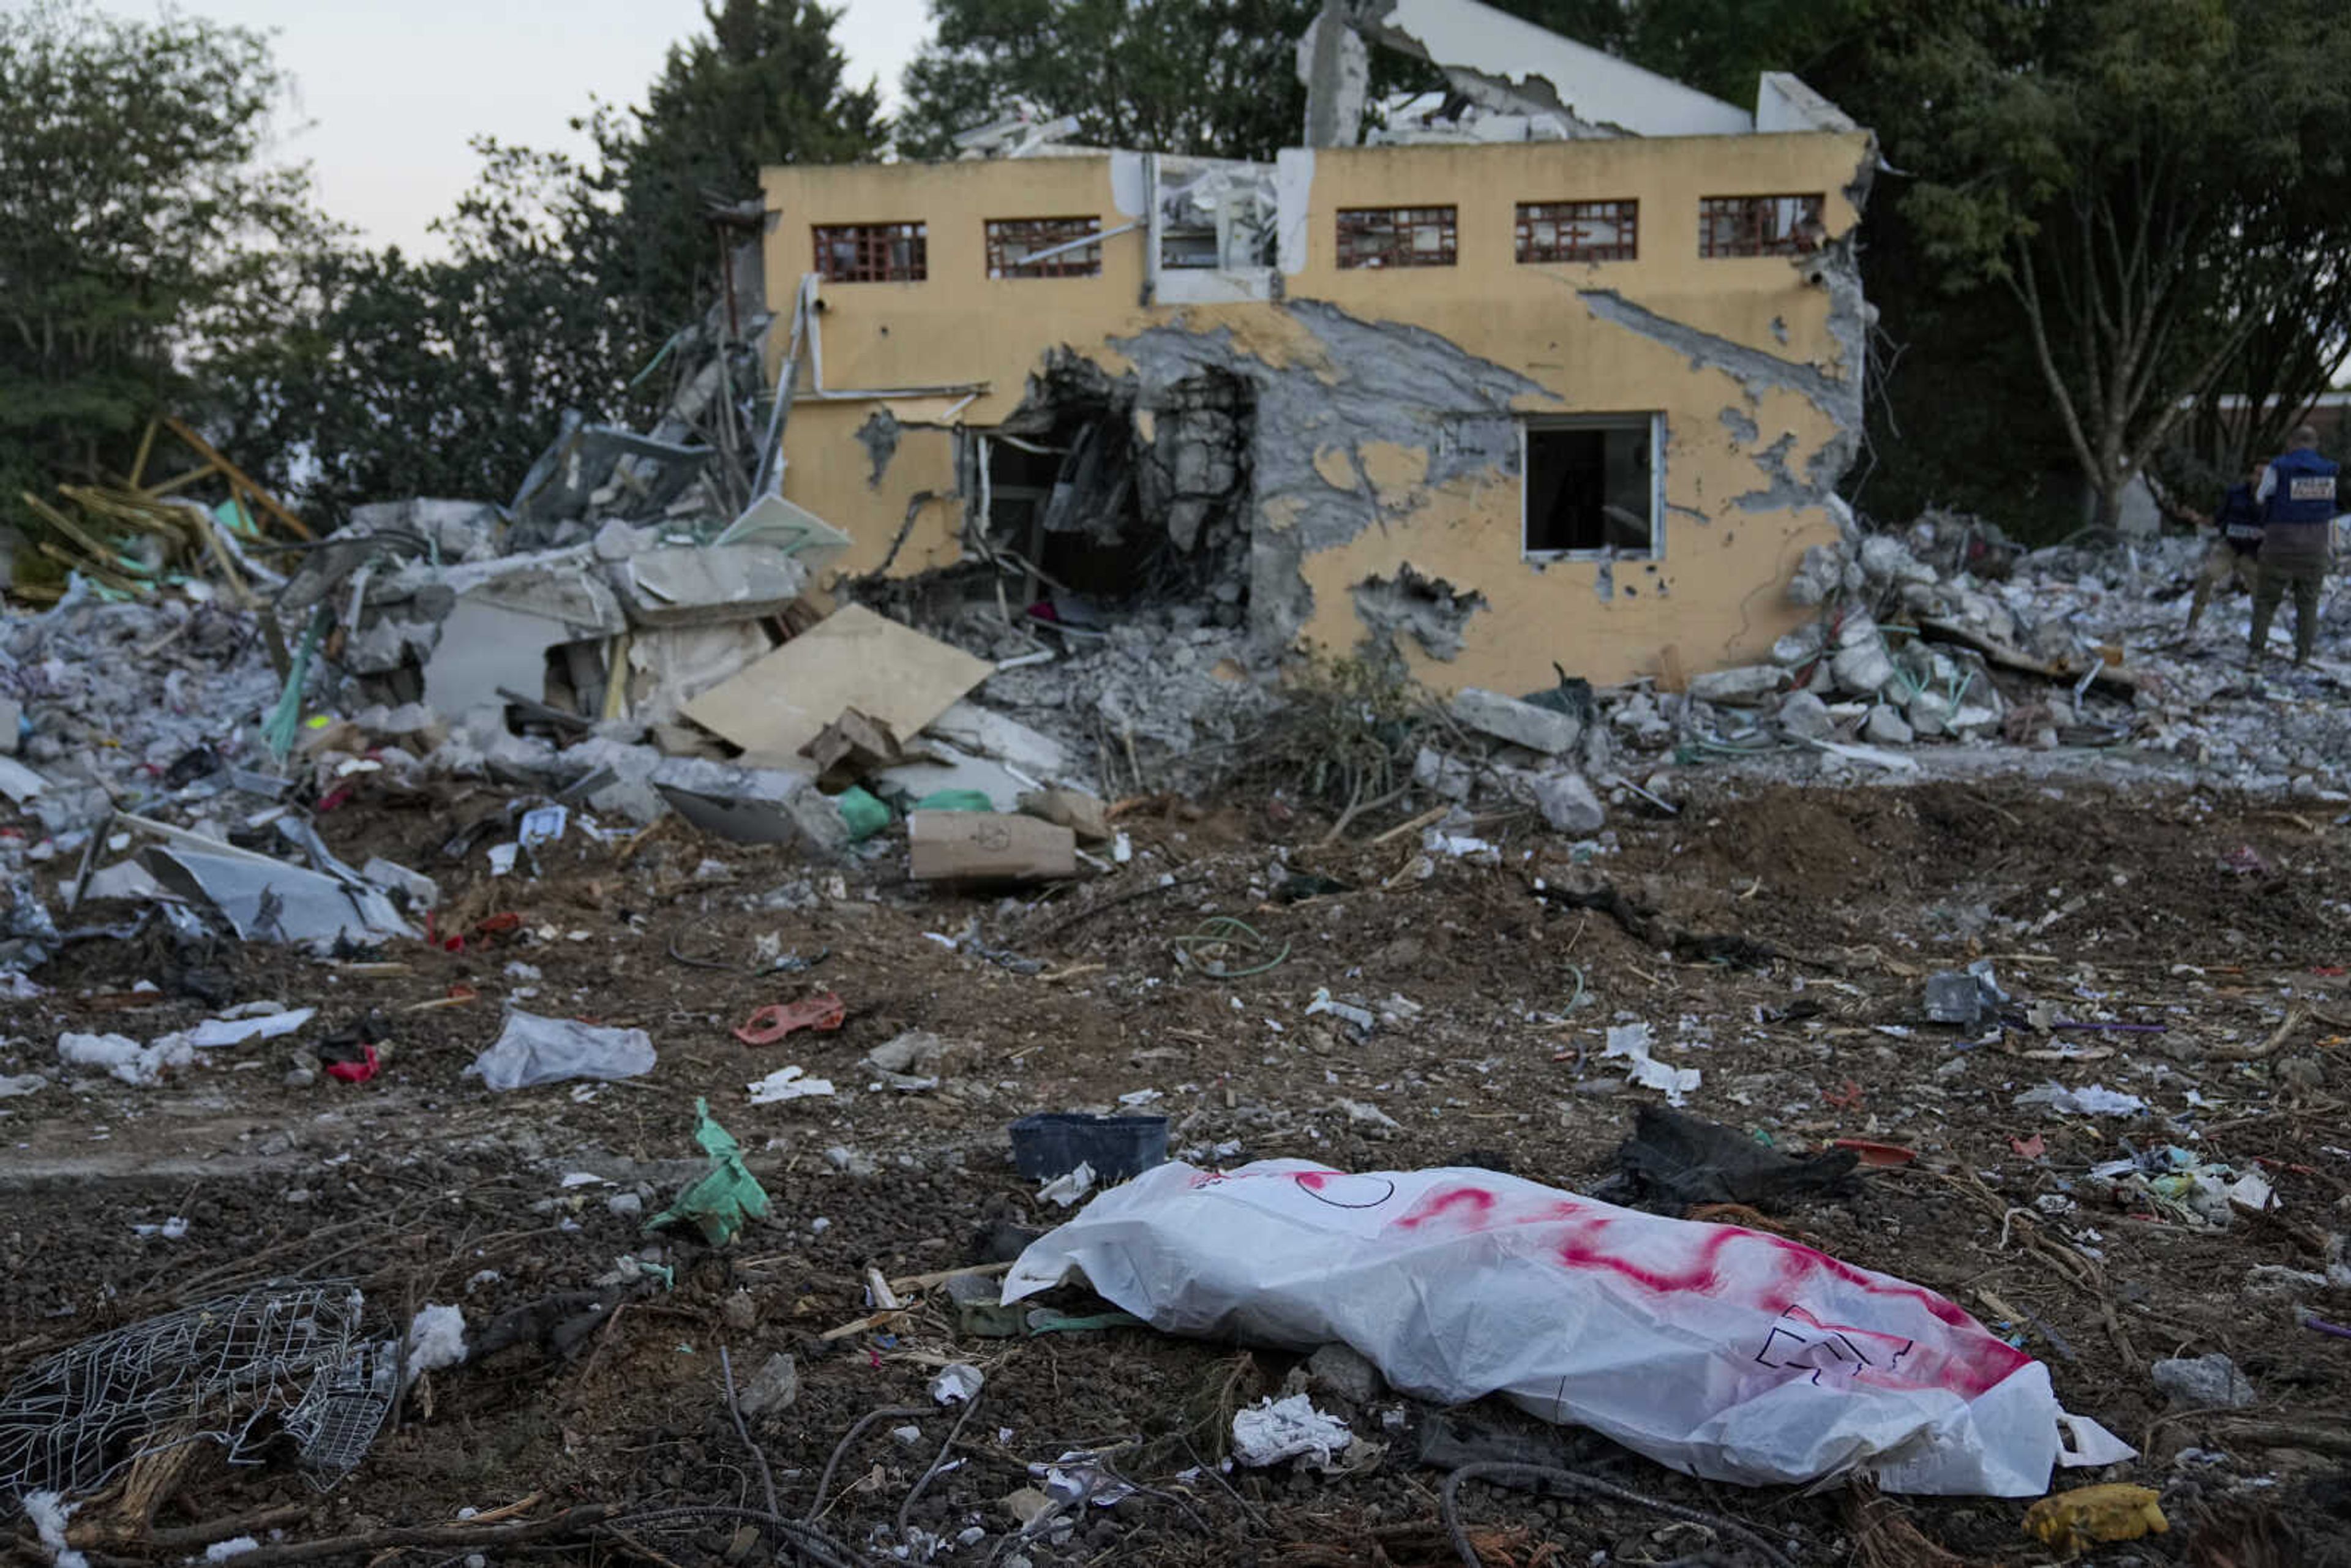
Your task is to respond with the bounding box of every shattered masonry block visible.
[1859,534,1937,587]
[1685,666,1783,707]
[1907,691,1952,737]
[1531,771,1605,835]
[1862,706,1914,747]
[1411,746,1474,802]
[1830,642,1895,697]
[1951,703,2003,739]
[1450,688,1580,754]
[1771,626,1825,667]
[1776,691,1833,741]
[1784,544,1846,607]
[2151,1354,2255,1411]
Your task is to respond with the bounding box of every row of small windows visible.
[816,217,1104,282]
[810,193,1824,283]
[1337,195,1824,268]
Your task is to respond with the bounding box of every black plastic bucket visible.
[1009,1113,1170,1182]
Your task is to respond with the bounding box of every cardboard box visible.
[907,811,1075,883]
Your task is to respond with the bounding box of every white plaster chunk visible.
[1450,688,1580,754]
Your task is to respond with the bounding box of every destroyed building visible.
[759,0,1873,692]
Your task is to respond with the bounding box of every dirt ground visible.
[4,771,2349,1567]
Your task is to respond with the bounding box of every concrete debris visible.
[1529,770,1605,833]
[738,1353,801,1417]
[1412,746,1474,802]
[1862,705,1914,747]
[1775,689,1833,740]
[1685,666,1783,707]
[1450,687,1581,754]
[1305,1342,1384,1406]
[2151,1353,2256,1411]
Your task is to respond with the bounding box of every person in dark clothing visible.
[2249,425,2341,666]
[2185,461,2268,635]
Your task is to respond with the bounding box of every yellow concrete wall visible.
[762,128,1873,690]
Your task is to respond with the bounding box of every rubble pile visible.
[934,604,1281,793]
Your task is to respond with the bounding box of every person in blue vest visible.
[2183,460,2268,636]
[2249,425,2339,666]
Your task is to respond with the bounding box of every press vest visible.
[2216,482,2264,550]
[2264,448,2339,527]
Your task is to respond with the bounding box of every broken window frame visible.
[1519,414,1663,563]
[1697,195,1824,260]
[1335,206,1458,270]
[812,222,928,283]
[1514,200,1638,264]
[986,216,1105,279]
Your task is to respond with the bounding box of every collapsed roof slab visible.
[1352,0,1754,138]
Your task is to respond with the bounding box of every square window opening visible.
[1523,419,1658,558]
[1698,195,1824,259]
[1336,206,1457,269]
[1515,200,1638,263]
[813,222,927,282]
[986,216,1103,279]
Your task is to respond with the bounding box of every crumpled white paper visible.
[1231,1394,1353,1467]
[1005,1160,2129,1496]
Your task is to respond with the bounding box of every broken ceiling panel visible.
[1347,0,1753,137]
[681,604,992,766]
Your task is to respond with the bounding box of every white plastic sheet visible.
[467,1010,655,1091]
[1005,1160,2128,1495]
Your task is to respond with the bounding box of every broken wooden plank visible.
[1914,616,2142,697]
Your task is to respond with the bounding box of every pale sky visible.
[115,0,932,256]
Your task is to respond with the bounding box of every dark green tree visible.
[591,0,885,337]
[220,143,634,517]
[0,1,326,522]
[900,0,1384,160]
[1897,0,2351,529]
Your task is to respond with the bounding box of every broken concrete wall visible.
[761,126,1872,691]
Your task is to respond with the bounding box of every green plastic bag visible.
[911,789,994,814]
[836,785,890,842]
[647,1098,770,1245]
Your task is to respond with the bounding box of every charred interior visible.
[974,359,1254,625]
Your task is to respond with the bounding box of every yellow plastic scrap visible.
[2023,1484,2168,1553]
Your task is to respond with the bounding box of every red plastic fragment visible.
[733,992,847,1045]
[326,1045,380,1084]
